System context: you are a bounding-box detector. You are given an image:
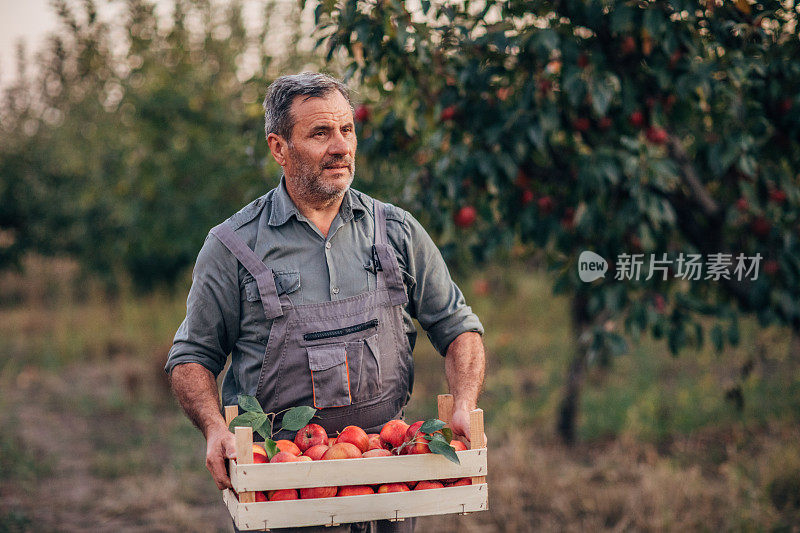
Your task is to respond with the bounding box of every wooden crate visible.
[222,394,488,531]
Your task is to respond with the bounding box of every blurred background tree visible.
[313,0,800,441]
[0,0,325,289]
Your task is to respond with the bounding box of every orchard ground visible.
[1,256,799,531]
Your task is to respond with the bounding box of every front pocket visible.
[306,344,351,409]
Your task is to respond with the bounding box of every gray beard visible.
[290,150,355,206]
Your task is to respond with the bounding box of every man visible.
[165,72,485,532]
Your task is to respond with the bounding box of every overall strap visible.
[372,200,409,306]
[209,222,283,320]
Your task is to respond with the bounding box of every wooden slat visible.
[231,484,488,530]
[469,409,486,485]
[224,405,238,427]
[437,394,454,424]
[235,426,256,504]
[230,448,487,492]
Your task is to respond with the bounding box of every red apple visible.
[405,421,424,441]
[268,489,299,501]
[764,260,779,275]
[337,426,369,453]
[294,423,328,452]
[254,491,268,502]
[377,483,410,493]
[414,481,445,490]
[404,434,431,455]
[355,104,370,123]
[366,433,383,451]
[447,478,472,487]
[362,448,392,458]
[669,50,683,68]
[752,216,771,237]
[253,444,268,458]
[521,189,534,205]
[621,35,636,55]
[300,486,338,499]
[253,453,268,464]
[440,105,457,121]
[337,485,375,496]
[537,196,554,215]
[736,197,748,212]
[645,126,668,144]
[322,442,362,460]
[454,206,477,228]
[276,439,302,456]
[653,294,666,314]
[270,451,300,463]
[450,440,468,452]
[573,117,590,132]
[628,110,645,128]
[769,189,787,203]
[380,420,410,450]
[296,455,312,462]
[303,444,330,461]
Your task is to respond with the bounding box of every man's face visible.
[282,90,357,202]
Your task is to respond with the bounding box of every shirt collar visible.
[268,175,366,227]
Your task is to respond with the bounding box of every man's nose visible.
[328,130,349,155]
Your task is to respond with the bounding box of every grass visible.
[1,255,799,531]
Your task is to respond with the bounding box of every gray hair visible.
[263,72,354,142]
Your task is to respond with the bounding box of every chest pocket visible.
[244,271,301,304]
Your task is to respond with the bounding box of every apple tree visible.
[312,0,800,441]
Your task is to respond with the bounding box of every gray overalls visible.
[210,199,413,441]
[213,200,417,532]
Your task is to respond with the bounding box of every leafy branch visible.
[227,395,316,460]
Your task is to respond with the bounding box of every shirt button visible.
[332,287,339,295]
[325,242,332,249]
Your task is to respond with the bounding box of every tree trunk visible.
[556,293,593,445]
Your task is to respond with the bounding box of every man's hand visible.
[169,363,238,491]
[205,423,237,490]
[450,406,488,448]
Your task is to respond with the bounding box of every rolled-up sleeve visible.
[393,210,484,356]
[164,232,240,377]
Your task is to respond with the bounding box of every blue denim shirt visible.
[165,177,484,402]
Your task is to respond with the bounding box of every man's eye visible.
[314,131,326,137]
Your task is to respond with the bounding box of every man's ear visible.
[267,132,289,166]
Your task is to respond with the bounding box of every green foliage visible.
[280,405,316,432]
[314,0,800,355]
[0,0,324,289]
[228,394,316,455]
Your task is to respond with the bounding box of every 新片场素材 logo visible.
[578,251,608,282]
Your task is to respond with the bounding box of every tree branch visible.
[667,134,721,219]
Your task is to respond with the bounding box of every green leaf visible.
[420,419,447,434]
[238,394,263,414]
[228,412,268,433]
[281,406,316,432]
[264,439,279,460]
[428,439,461,465]
[441,427,454,442]
[256,417,272,441]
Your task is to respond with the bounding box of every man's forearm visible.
[169,363,228,438]
[444,331,486,412]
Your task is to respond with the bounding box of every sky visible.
[0,0,60,82]
[0,0,310,91]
